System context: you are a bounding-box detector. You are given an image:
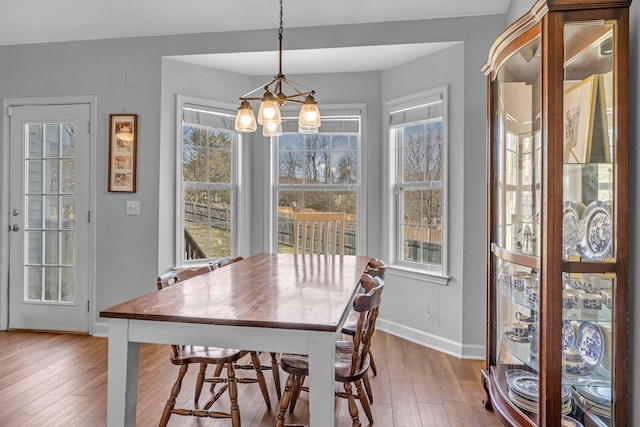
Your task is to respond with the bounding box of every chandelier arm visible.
[280,78,316,96]
[238,77,280,99]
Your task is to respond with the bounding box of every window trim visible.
[175,95,249,266]
[268,103,367,255]
[384,86,449,282]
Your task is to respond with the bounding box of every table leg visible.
[308,332,336,426]
[107,318,140,427]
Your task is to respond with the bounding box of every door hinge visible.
[88,210,91,223]
[87,121,91,133]
[7,106,14,117]
[87,300,90,313]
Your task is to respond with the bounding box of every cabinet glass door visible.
[562,20,616,426]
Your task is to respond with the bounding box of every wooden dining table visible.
[100,252,372,426]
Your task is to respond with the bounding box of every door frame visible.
[1,96,98,333]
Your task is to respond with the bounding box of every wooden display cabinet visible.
[480,1,631,426]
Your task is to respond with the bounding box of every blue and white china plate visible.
[562,416,584,427]
[563,201,582,256]
[562,320,576,350]
[577,321,605,370]
[509,376,539,399]
[579,201,612,261]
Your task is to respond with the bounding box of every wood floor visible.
[0,330,502,427]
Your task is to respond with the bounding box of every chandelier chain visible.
[278,0,284,40]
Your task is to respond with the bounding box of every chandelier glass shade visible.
[234,0,320,136]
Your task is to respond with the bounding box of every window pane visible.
[60,124,76,157]
[331,151,357,184]
[28,124,43,157]
[27,160,43,194]
[209,148,232,183]
[44,267,58,301]
[60,267,74,302]
[403,190,422,224]
[278,151,304,184]
[403,225,422,262]
[45,124,59,157]
[26,266,42,300]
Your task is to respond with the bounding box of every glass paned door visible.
[8,104,91,332]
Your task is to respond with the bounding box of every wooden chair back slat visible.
[293,212,346,255]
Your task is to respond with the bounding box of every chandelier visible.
[234,0,321,137]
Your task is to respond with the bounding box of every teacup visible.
[582,273,604,293]
[525,287,538,305]
[592,277,612,294]
[511,272,528,291]
[562,291,576,310]
[511,322,530,339]
[601,290,613,309]
[563,349,586,374]
[580,293,603,313]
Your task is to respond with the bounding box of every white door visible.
[8,104,91,332]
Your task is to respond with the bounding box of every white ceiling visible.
[1,0,511,74]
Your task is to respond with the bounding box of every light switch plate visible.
[126,200,140,216]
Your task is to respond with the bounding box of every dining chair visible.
[341,268,385,404]
[344,259,387,376]
[157,266,271,427]
[293,212,346,255]
[274,277,384,427]
[209,256,282,400]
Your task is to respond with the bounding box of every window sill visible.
[387,264,450,286]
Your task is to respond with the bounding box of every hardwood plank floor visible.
[0,330,502,426]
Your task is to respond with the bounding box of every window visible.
[177,98,241,264]
[389,88,447,275]
[273,111,362,255]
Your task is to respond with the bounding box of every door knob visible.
[8,224,19,232]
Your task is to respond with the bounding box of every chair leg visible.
[368,349,377,376]
[226,363,241,427]
[362,371,374,404]
[194,363,207,407]
[343,381,362,427]
[276,374,296,427]
[270,352,282,400]
[289,374,303,413]
[250,351,271,409]
[211,363,224,392]
[354,379,373,424]
[159,364,188,427]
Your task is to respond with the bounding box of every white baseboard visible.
[92,320,109,338]
[377,317,485,360]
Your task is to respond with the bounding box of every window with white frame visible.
[178,100,239,264]
[274,112,362,255]
[389,88,447,274]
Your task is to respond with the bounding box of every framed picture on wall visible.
[108,114,138,192]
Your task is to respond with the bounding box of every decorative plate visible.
[563,201,583,257]
[577,321,605,370]
[562,320,576,350]
[579,201,612,261]
[562,416,584,427]
[509,376,539,399]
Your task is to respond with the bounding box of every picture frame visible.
[563,75,597,164]
[108,114,138,192]
[563,75,609,164]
